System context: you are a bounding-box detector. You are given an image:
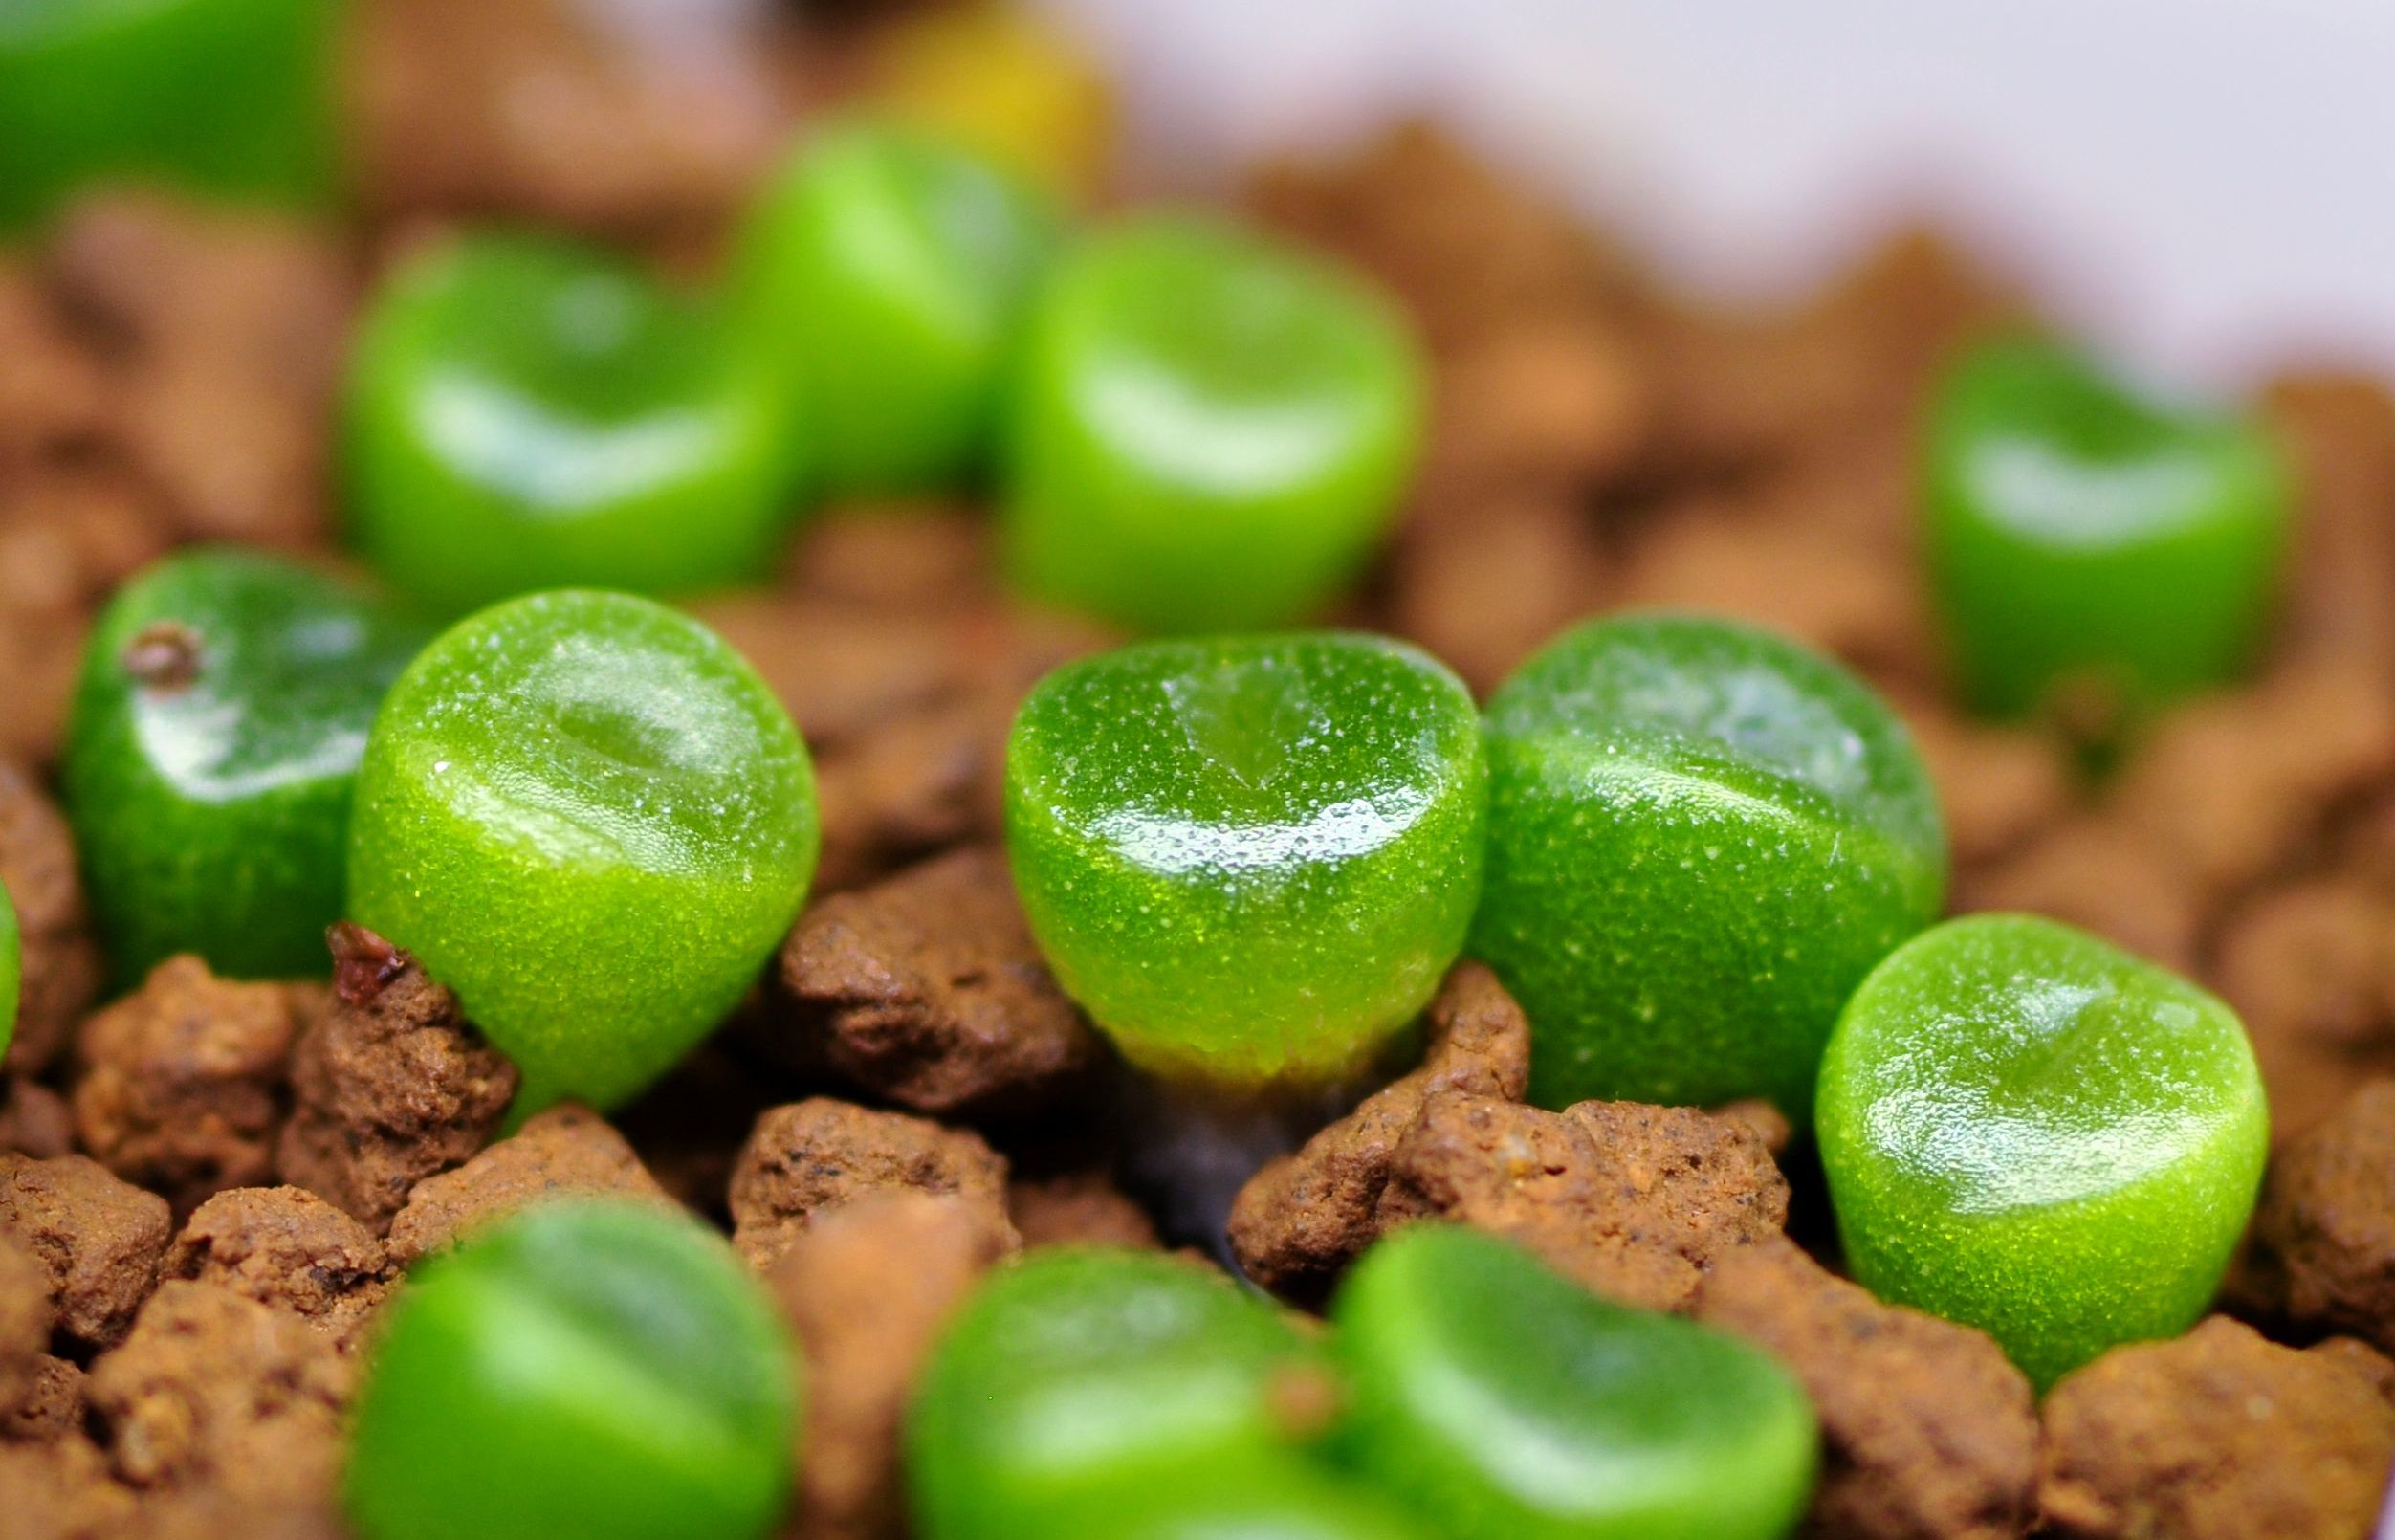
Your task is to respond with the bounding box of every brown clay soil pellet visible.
[168,1185,393,1352]
[2037,1315,2395,1539]
[72,957,312,1216]
[86,1278,351,1508]
[1230,960,1531,1298]
[0,1152,171,1351]
[1700,1236,2039,1540]
[1233,960,1785,1313]
[0,763,101,1075]
[2241,1078,2395,1352]
[275,925,517,1233]
[383,1103,672,1267]
[1006,1168,1162,1252]
[767,1192,1013,1539]
[728,1096,1016,1273]
[0,1231,52,1421]
[770,845,1106,1118]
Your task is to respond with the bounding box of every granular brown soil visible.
[766,1193,1013,1539]
[4,0,2395,1533]
[0,1152,171,1351]
[382,1103,671,1267]
[1701,1236,2039,1540]
[73,957,315,1216]
[2240,1077,2395,1353]
[728,1097,1017,1273]
[275,925,517,1233]
[168,1186,392,1352]
[769,845,1104,1117]
[2037,1316,2395,1538]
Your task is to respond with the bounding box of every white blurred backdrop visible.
[1038,0,2395,389]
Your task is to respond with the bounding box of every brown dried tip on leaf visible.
[0,761,103,1075]
[72,957,312,1216]
[0,1153,172,1351]
[1009,1170,1160,1252]
[767,1193,1013,1540]
[384,1103,672,1268]
[326,919,410,1006]
[773,846,1106,1117]
[2212,882,2395,1144]
[2241,1079,2395,1352]
[169,1186,392,1351]
[1700,1237,2037,1540]
[121,619,201,692]
[1229,960,1530,1300]
[86,1280,350,1509]
[2037,1316,2395,1540]
[728,1097,1016,1274]
[275,926,517,1233]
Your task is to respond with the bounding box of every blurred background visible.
[1050,0,2395,388]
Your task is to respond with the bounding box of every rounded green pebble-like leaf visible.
[0,881,18,1063]
[1330,1225,1815,1540]
[1062,1462,1437,1540]
[347,589,818,1111]
[1924,337,2287,718]
[345,231,802,617]
[0,0,342,232]
[728,117,1063,495]
[1474,611,1945,1118]
[1001,213,1424,633]
[1817,913,2270,1389]
[345,1199,798,1540]
[1004,633,1484,1088]
[64,547,428,985]
[908,1246,1329,1540]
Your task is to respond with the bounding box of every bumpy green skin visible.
[0,0,342,232]
[64,549,427,985]
[345,231,801,617]
[1001,214,1424,633]
[1924,338,2287,718]
[345,1200,797,1540]
[0,882,18,1063]
[908,1247,1329,1540]
[1005,634,1484,1088]
[347,590,818,1111]
[1474,612,1945,1117]
[1817,913,2270,1389]
[1330,1225,1814,1540]
[729,119,1063,495]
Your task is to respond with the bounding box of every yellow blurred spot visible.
[866,5,1116,203]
